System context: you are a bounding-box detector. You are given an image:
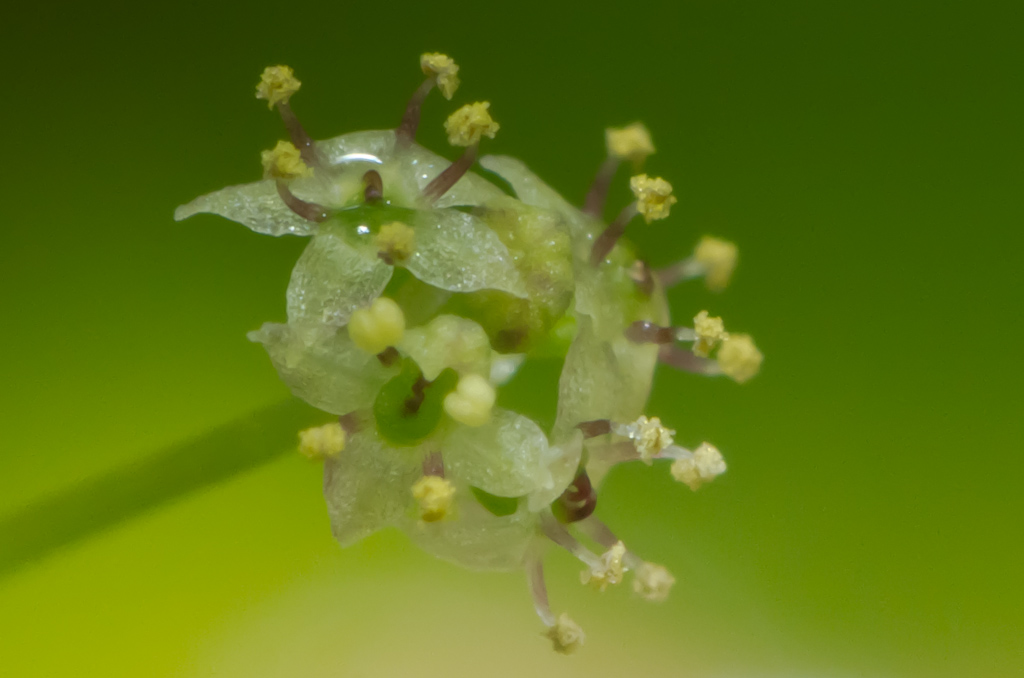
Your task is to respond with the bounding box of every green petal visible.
[323,426,421,547]
[174,179,319,237]
[553,315,657,440]
[478,155,582,222]
[401,497,539,572]
[286,225,393,328]
[444,408,553,498]
[248,322,392,415]
[404,209,528,298]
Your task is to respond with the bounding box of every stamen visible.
[540,513,601,569]
[630,174,677,223]
[275,181,330,222]
[396,78,435,147]
[583,122,655,217]
[397,53,461,147]
[276,102,317,166]
[576,419,612,439]
[613,415,675,463]
[363,170,383,204]
[422,450,445,478]
[590,203,638,265]
[545,614,585,655]
[411,475,455,522]
[582,156,619,217]
[575,515,620,550]
[658,343,719,375]
[657,236,738,290]
[374,222,416,265]
[422,143,478,203]
[297,422,346,461]
[670,442,727,490]
[692,310,728,358]
[654,257,704,288]
[624,320,676,345]
[338,412,362,435]
[716,333,763,383]
[526,553,556,627]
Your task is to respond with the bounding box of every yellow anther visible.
[693,236,738,292]
[545,613,585,654]
[716,333,762,383]
[632,562,676,602]
[671,442,727,491]
[580,541,627,591]
[411,475,455,522]
[692,310,728,358]
[260,140,313,180]
[374,222,416,262]
[347,297,406,355]
[629,174,677,223]
[606,122,655,165]
[255,65,301,109]
[443,374,496,427]
[615,415,675,463]
[420,52,461,100]
[297,422,346,461]
[444,102,500,147]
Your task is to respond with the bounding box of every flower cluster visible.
[175,55,762,653]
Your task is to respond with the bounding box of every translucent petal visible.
[248,322,392,415]
[553,315,658,440]
[401,497,539,571]
[444,408,553,498]
[404,209,527,297]
[323,427,421,546]
[174,179,318,237]
[527,430,583,511]
[479,155,580,219]
[286,225,393,329]
[398,315,491,380]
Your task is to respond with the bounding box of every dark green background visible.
[1,2,1021,676]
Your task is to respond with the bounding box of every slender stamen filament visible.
[655,257,704,288]
[540,513,602,569]
[338,411,362,435]
[625,320,706,346]
[577,419,612,439]
[422,450,445,478]
[275,181,330,222]
[590,203,638,265]
[582,156,620,217]
[276,102,318,167]
[526,551,556,627]
[422,143,479,203]
[396,78,436,147]
[658,344,722,375]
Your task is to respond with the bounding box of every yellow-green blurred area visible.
[1,1,1021,676]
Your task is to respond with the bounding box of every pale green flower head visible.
[175,55,762,652]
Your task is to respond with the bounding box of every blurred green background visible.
[1,1,1021,676]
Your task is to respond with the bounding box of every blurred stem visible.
[0,398,324,580]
